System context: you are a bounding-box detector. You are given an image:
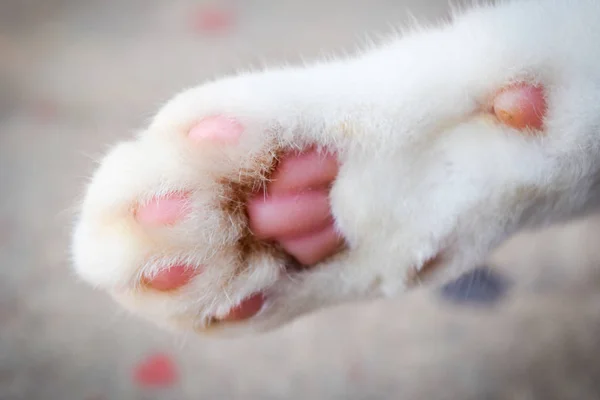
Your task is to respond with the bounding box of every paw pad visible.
[143,265,201,291]
[135,193,189,226]
[217,292,265,322]
[493,84,546,131]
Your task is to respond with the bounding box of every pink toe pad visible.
[218,292,265,322]
[135,193,189,226]
[144,265,201,291]
[188,116,243,143]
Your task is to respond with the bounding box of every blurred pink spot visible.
[133,353,178,388]
[191,6,235,33]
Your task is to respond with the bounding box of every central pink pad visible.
[188,116,244,143]
[144,265,201,291]
[247,191,332,239]
[279,224,343,265]
[268,149,339,195]
[135,193,189,226]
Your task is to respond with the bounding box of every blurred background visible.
[2,0,600,398]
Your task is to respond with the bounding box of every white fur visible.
[72,0,600,336]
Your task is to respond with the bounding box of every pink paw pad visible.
[135,193,189,226]
[493,84,547,131]
[218,292,265,322]
[143,265,201,291]
[188,116,244,143]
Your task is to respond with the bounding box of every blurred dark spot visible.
[439,267,510,305]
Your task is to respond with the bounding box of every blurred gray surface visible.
[1,1,599,398]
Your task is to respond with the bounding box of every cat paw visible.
[71,72,357,335]
[72,66,548,336]
[72,0,600,336]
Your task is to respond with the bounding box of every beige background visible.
[1,1,599,398]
